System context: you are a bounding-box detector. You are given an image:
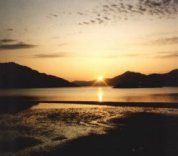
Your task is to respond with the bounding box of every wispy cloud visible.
[58,43,68,47]
[47,13,58,19]
[0,41,37,50]
[154,37,178,45]
[156,51,178,58]
[100,53,140,59]
[34,51,141,59]
[148,36,178,45]
[6,28,13,32]
[34,52,71,58]
[0,39,16,43]
[123,53,140,57]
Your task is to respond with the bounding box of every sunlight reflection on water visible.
[0,87,178,102]
[98,88,103,102]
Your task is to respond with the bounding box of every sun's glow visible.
[92,75,108,86]
[97,76,104,81]
[98,88,103,102]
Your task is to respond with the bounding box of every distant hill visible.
[0,62,76,88]
[72,80,110,86]
[112,69,178,88]
[73,69,178,88]
[72,80,94,86]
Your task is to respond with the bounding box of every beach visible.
[0,96,178,156]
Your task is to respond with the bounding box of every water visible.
[0,87,178,103]
[0,87,178,155]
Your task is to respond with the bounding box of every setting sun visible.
[97,76,104,81]
[92,75,107,86]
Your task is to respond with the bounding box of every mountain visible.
[72,69,178,88]
[0,62,76,88]
[72,80,94,86]
[112,69,178,88]
[110,71,147,88]
[163,69,178,86]
[72,79,110,86]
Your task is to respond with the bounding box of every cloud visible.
[77,12,84,16]
[90,20,96,23]
[156,51,178,58]
[151,37,178,45]
[0,38,37,50]
[103,16,110,21]
[7,28,13,31]
[47,13,58,18]
[0,42,37,50]
[51,14,58,17]
[101,54,119,58]
[34,52,71,58]
[77,0,178,26]
[58,43,68,47]
[100,53,140,59]
[123,53,140,57]
[0,39,16,43]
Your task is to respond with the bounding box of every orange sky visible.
[0,0,178,80]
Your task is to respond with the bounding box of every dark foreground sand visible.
[0,97,178,156]
[42,112,178,156]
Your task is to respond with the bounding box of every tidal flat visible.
[0,100,178,156]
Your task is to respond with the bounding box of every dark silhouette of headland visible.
[0,96,38,114]
[0,62,76,88]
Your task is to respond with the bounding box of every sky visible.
[0,0,178,81]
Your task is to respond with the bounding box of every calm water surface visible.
[0,87,178,155]
[0,87,178,103]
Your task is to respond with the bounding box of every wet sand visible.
[42,112,178,156]
[0,97,178,156]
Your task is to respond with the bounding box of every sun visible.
[93,75,108,86]
[97,76,104,81]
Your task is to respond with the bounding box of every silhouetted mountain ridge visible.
[112,69,178,88]
[168,69,178,75]
[1,62,177,88]
[72,80,94,86]
[73,69,178,88]
[110,71,146,88]
[0,62,76,88]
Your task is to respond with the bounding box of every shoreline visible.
[0,97,178,155]
[38,100,178,109]
[0,95,178,110]
[32,112,178,156]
